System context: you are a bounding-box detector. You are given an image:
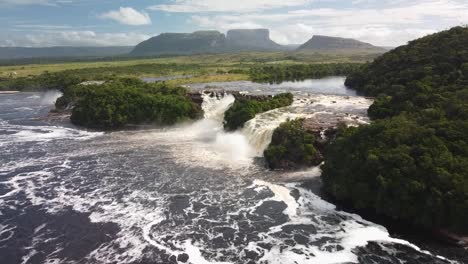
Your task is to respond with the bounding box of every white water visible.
[242,94,373,156]
[39,90,62,105]
[0,90,456,264]
[193,92,372,159]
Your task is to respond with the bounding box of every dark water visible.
[0,81,458,264]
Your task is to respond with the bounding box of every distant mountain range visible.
[0,29,387,60]
[130,29,284,56]
[0,46,133,60]
[130,29,385,56]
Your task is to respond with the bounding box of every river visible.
[0,77,456,264]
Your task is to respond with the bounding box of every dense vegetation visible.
[322,26,468,233]
[223,93,294,131]
[62,78,202,129]
[249,63,360,83]
[264,119,323,170]
[0,63,207,91]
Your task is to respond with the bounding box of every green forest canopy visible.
[223,93,294,131]
[322,26,468,233]
[63,78,202,130]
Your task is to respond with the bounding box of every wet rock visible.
[257,243,273,250]
[290,189,300,201]
[282,224,317,234]
[253,201,289,226]
[280,245,288,253]
[169,195,190,215]
[169,255,178,262]
[294,234,310,245]
[244,249,259,260]
[291,248,306,255]
[213,226,237,241]
[212,236,230,249]
[285,239,296,246]
[177,253,189,262]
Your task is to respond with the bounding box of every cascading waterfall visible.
[241,98,312,156]
[198,91,295,158]
[188,91,254,162]
[201,91,235,121]
[241,94,374,157]
[195,91,373,160]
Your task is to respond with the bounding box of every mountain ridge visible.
[0,46,133,60]
[0,30,386,60]
[297,35,385,53]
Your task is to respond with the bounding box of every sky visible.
[0,0,467,47]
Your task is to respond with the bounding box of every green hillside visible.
[322,26,468,233]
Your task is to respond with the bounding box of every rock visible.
[244,249,259,260]
[177,253,189,262]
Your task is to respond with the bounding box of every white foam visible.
[183,240,232,264]
[254,180,299,217]
[0,123,103,144]
[39,90,62,105]
[253,181,455,264]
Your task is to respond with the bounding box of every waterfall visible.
[199,90,289,158]
[197,91,310,158]
[197,92,372,159]
[241,94,374,156]
[183,91,254,163]
[201,91,235,122]
[241,98,311,156]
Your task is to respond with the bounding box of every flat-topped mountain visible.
[131,29,284,56]
[130,31,226,56]
[297,35,385,53]
[225,29,283,51]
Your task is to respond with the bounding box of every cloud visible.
[188,0,468,46]
[100,7,151,26]
[0,31,151,47]
[148,0,315,13]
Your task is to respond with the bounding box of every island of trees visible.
[223,93,293,131]
[58,78,202,130]
[264,119,326,170]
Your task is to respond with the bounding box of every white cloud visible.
[100,7,152,26]
[188,0,468,46]
[0,31,151,47]
[148,0,315,13]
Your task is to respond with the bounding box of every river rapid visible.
[0,78,457,264]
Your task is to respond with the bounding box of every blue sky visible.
[0,0,467,47]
